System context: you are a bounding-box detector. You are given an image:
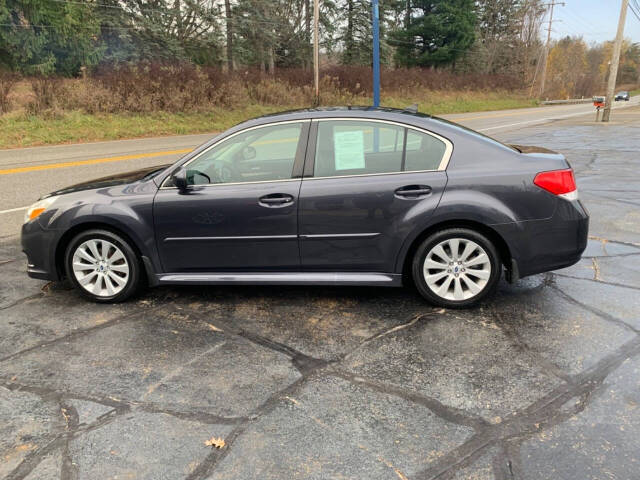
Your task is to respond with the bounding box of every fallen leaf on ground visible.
[205,437,226,449]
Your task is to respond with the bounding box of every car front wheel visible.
[65,229,142,302]
[412,228,501,308]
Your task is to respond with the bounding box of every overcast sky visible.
[550,0,640,43]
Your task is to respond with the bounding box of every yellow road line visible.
[0,148,193,176]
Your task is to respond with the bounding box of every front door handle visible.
[259,193,294,207]
[394,185,432,198]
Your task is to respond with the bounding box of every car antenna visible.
[403,103,418,114]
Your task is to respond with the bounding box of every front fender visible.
[38,188,161,279]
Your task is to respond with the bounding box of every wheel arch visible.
[398,219,513,284]
[55,222,148,281]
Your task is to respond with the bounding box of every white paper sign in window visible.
[333,130,365,170]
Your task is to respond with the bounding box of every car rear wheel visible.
[65,229,142,303]
[412,228,501,308]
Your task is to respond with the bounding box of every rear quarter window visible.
[405,129,447,171]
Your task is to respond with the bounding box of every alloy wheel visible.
[71,239,130,297]
[423,237,491,301]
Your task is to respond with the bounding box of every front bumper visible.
[494,198,589,279]
[21,220,60,281]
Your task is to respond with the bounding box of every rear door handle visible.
[259,193,294,207]
[394,185,432,198]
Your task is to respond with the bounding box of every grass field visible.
[0,92,538,149]
[0,107,283,149]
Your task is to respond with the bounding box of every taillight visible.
[534,169,578,200]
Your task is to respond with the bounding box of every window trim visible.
[304,118,453,181]
[160,119,311,189]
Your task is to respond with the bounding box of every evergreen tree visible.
[340,0,394,66]
[391,0,476,68]
[0,0,102,74]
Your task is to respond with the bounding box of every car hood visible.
[45,164,171,198]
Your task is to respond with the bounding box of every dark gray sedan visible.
[21,107,588,307]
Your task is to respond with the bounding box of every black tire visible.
[64,229,142,303]
[411,227,501,308]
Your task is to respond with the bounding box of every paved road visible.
[0,107,639,479]
[0,98,638,238]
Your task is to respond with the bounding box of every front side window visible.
[182,122,304,185]
[313,120,447,178]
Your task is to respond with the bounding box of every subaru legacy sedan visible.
[22,107,588,308]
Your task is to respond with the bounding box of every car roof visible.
[265,106,428,115]
[252,106,432,122]
[232,106,467,137]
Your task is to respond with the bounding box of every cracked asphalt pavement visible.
[1,109,639,479]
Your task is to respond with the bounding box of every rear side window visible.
[405,129,447,171]
[314,120,447,178]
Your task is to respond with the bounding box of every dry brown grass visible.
[0,63,543,148]
[3,63,527,117]
[0,71,19,114]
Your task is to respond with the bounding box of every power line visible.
[0,22,138,30]
[562,5,604,33]
[628,1,640,22]
[47,0,176,16]
[0,16,302,32]
[45,0,306,29]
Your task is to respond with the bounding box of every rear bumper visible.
[494,199,589,279]
[21,220,60,281]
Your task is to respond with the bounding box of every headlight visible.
[24,197,57,224]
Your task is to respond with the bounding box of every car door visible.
[154,120,309,272]
[299,119,450,272]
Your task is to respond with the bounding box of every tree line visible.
[0,0,638,97]
[0,0,548,74]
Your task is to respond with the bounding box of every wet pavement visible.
[1,110,639,479]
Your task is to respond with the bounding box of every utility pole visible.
[539,1,564,98]
[602,0,629,122]
[313,0,319,104]
[305,0,311,69]
[371,0,381,107]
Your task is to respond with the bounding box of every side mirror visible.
[172,167,189,192]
